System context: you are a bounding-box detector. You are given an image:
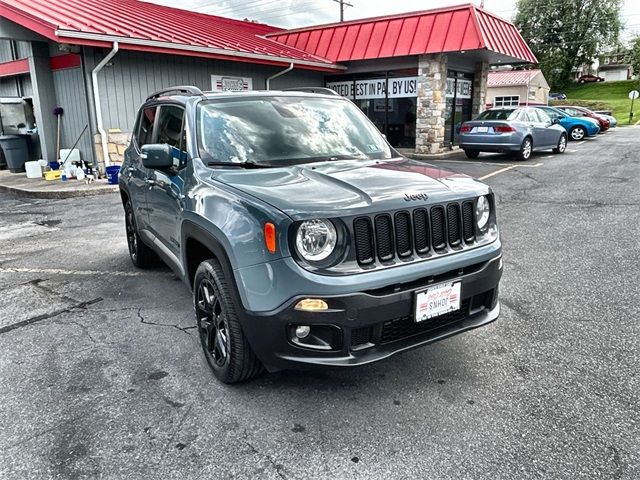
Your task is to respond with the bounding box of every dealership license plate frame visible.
[414,281,462,323]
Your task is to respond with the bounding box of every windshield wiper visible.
[206,160,272,169]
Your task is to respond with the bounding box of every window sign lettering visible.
[445,78,472,99]
[326,77,418,99]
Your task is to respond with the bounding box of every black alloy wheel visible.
[124,201,158,268]
[193,259,264,383]
[196,278,230,368]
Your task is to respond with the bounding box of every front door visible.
[145,104,187,258]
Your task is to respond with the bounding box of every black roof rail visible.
[282,87,340,96]
[146,86,204,101]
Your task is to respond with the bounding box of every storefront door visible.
[444,72,474,145]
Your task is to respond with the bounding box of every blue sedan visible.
[534,106,600,140]
[459,107,567,160]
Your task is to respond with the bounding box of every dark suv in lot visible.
[119,86,503,383]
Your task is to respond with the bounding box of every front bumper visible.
[239,254,502,371]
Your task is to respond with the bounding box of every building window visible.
[494,96,520,107]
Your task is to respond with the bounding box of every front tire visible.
[464,149,480,159]
[569,126,586,141]
[124,200,159,268]
[553,133,567,154]
[515,137,533,161]
[194,259,264,384]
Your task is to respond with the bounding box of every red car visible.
[578,74,605,83]
[555,106,610,132]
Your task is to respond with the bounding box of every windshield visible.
[197,96,392,165]
[476,109,520,121]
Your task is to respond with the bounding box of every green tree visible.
[631,36,640,77]
[515,0,622,88]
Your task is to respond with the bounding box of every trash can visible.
[0,135,29,173]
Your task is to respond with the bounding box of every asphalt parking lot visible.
[1,128,638,479]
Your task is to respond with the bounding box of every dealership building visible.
[0,0,536,170]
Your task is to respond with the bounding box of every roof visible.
[487,69,544,87]
[0,0,340,70]
[267,4,537,64]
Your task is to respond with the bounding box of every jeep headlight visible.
[295,219,337,262]
[476,195,491,230]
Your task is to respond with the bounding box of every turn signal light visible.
[264,222,277,254]
[294,298,328,312]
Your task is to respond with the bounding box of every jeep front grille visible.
[353,201,477,265]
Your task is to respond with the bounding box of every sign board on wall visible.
[211,75,252,92]
[445,78,472,99]
[326,77,418,99]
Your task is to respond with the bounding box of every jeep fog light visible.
[295,325,311,339]
[295,219,337,262]
[294,298,328,312]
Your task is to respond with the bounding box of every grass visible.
[549,79,640,126]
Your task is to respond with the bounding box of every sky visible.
[149,0,640,41]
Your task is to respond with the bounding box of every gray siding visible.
[52,67,92,162]
[0,39,31,61]
[87,48,324,131]
[0,40,12,63]
[0,77,19,97]
[21,75,32,96]
[16,41,31,59]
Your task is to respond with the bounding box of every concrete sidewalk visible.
[0,170,118,199]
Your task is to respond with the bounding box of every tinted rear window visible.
[477,109,519,121]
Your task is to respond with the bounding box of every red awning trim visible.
[268,4,537,64]
[0,0,340,70]
[49,53,81,71]
[0,58,30,78]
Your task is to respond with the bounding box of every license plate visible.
[414,281,461,322]
[476,126,489,133]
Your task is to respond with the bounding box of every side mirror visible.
[141,144,173,169]
[552,118,560,125]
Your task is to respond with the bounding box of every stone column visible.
[472,61,490,116]
[415,54,447,155]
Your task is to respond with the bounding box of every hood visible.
[208,158,489,219]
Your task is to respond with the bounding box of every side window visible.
[156,105,185,150]
[536,109,551,123]
[137,107,157,147]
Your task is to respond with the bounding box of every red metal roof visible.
[487,69,542,87]
[268,4,537,64]
[0,0,340,70]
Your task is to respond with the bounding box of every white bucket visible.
[25,161,42,179]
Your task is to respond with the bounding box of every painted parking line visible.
[0,267,172,277]
[477,162,544,181]
[431,159,544,168]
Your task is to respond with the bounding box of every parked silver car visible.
[459,107,568,160]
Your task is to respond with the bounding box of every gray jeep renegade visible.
[119,86,502,384]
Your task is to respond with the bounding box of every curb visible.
[0,182,118,199]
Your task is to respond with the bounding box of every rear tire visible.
[464,149,480,159]
[553,133,567,154]
[125,200,160,268]
[569,126,586,141]
[515,137,533,161]
[194,259,264,384]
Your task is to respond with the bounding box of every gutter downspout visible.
[91,42,118,171]
[266,62,294,90]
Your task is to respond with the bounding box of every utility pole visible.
[332,0,353,22]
